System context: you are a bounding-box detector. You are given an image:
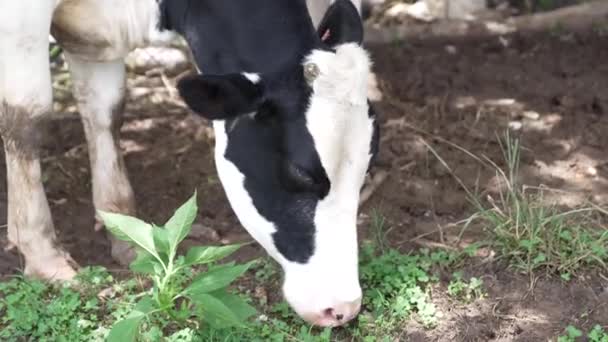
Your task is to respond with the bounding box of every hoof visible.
[110,237,136,266]
[24,253,79,281]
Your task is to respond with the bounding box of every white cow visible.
[0,0,373,327]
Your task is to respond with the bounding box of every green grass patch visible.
[0,239,473,341]
[0,266,143,341]
[558,324,608,342]
[425,131,608,278]
[473,132,608,277]
[0,194,479,341]
[447,272,484,303]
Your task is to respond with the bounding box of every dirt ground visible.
[1,30,608,341]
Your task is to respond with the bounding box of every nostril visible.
[322,308,344,321]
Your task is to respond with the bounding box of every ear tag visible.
[304,63,320,85]
[321,29,331,42]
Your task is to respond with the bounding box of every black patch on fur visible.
[165,0,369,263]
[177,73,264,120]
[317,0,364,46]
[221,68,329,263]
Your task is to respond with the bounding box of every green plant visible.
[425,131,608,277]
[472,132,608,276]
[447,272,484,302]
[100,192,256,341]
[370,209,391,253]
[588,325,608,342]
[558,325,584,342]
[358,243,440,331]
[0,267,115,341]
[558,324,608,342]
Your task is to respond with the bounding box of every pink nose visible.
[303,298,362,327]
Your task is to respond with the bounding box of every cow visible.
[0,0,378,327]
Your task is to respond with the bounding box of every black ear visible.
[177,73,264,120]
[317,0,364,46]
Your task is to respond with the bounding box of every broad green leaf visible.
[183,245,242,267]
[210,291,256,322]
[134,295,157,314]
[190,293,243,328]
[566,325,583,338]
[107,311,146,342]
[532,253,546,265]
[107,294,156,342]
[152,226,170,255]
[165,192,198,255]
[152,227,170,265]
[186,262,252,295]
[98,211,161,262]
[130,250,159,275]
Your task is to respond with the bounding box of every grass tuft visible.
[424,130,608,278]
[475,132,608,277]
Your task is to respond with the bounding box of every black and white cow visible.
[0,0,376,327]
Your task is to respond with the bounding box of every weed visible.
[425,131,608,277]
[588,325,608,342]
[558,325,584,342]
[447,272,484,303]
[358,243,439,332]
[100,192,255,341]
[370,208,391,253]
[0,267,114,341]
[558,325,608,342]
[253,258,280,284]
[472,132,608,276]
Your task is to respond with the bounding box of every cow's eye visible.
[283,162,315,188]
[280,161,329,198]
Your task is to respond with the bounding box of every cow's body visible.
[0,0,374,327]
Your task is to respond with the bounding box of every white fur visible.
[305,43,371,106]
[0,0,55,110]
[242,72,261,84]
[0,0,76,280]
[51,0,177,61]
[283,43,373,318]
[97,0,176,48]
[65,54,135,216]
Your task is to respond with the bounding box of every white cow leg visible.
[0,0,77,280]
[65,54,136,266]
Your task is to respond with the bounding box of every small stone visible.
[254,286,268,306]
[453,96,477,109]
[508,121,523,131]
[445,45,458,54]
[586,166,598,177]
[522,111,540,120]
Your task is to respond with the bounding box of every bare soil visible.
[1,30,607,340]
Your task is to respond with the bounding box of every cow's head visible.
[177,0,378,327]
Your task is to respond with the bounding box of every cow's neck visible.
[159,0,320,75]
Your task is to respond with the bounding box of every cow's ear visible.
[317,0,363,46]
[177,73,264,120]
